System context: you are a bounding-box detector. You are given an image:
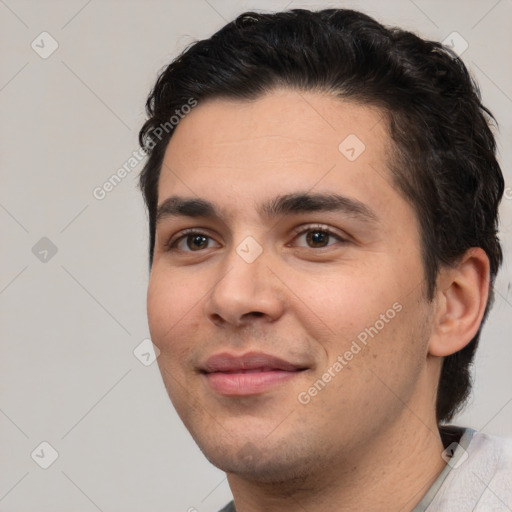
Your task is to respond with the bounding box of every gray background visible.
[0,1,511,511]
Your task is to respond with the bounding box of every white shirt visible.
[414,427,512,511]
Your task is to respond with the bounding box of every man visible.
[138,8,511,511]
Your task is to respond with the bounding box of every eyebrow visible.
[155,192,378,225]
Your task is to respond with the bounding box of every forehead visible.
[164,89,387,165]
[157,89,399,222]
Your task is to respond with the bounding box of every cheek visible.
[146,266,202,354]
[310,295,428,426]
[298,259,423,362]
[296,268,387,340]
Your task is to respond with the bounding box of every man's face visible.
[147,89,436,481]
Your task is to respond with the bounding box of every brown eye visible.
[186,234,209,251]
[305,230,331,248]
[167,231,220,252]
[292,226,345,249]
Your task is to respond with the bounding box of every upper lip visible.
[200,351,307,373]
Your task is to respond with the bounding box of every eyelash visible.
[165,224,347,253]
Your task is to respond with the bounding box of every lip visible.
[200,351,308,396]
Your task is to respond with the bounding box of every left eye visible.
[293,228,344,248]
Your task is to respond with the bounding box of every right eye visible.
[166,230,221,252]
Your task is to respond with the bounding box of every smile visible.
[199,351,310,396]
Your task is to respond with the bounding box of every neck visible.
[226,411,446,512]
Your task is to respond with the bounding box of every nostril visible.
[210,313,226,326]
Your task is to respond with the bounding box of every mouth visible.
[199,352,309,396]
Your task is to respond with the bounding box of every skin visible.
[146,89,489,511]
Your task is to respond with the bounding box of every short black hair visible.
[138,8,504,423]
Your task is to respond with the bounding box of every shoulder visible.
[429,429,512,511]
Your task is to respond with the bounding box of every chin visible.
[198,438,318,484]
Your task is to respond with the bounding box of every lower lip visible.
[203,370,303,396]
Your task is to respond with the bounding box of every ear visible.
[428,248,490,357]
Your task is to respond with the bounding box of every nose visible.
[204,244,285,328]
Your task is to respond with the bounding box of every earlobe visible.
[428,248,490,357]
